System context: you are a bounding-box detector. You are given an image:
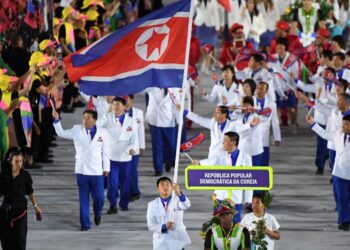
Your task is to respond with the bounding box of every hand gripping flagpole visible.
[173,0,194,184]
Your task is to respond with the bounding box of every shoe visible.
[315,168,324,175]
[338,223,350,231]
[73,101,86,108]
[154,171,163,176]
[130,194,141,202]
[94,216,101,226]
[120,207,129,211]
[165,163,171,172]
[61,105,74,113]
[107,207,118,214]
[80,227,90,231]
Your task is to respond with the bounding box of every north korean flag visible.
[64,0,192,96]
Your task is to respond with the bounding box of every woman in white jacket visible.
[256,0,280,47]
[194,0,223,72]
[239,0,267,49]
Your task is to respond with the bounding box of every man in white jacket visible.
[192,131,252,223]
[98,97,137,213]
[145,87,179,175]
[147,177,191,250]
[308,114,350,231]
[52,109,110,231]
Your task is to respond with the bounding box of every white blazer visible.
[200,150,253,204]
[312,109,342,150]
[99,113,137,162]
[193,0,222,31]
[187,111,252,158]
[53,122,110,175]
[203,81,243,107]
[254,96,281,146]
[227,0,245,27]
[128,107,146,155]
[236,112,264,156]
[240,8,266,43]
[147,195,191,250]
[256,1,280,31]
[332,131,350,180]
[314,80,337,125]
[145,87,179,128]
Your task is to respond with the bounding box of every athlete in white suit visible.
[145,87,180,175]
[52,109,110,231]
[147,177,191,250]
[98,97,137,213]
[193,131,252,223]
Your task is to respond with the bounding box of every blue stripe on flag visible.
[71,0,190,67]
[79,69,184,96]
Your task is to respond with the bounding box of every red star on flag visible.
[141,29,168,59]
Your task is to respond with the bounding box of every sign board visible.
[185,166,273,190]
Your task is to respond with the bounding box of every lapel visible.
[79,127,90,146]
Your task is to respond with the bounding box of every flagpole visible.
[173,0,194,184]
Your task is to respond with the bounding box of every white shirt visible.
[241,212,280,250]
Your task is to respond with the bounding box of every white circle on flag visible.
[135,25,170,61]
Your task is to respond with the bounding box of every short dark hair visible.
[7,148,23,163]
[333,52,345,61]
[221,64,237,82]
[346,50,350,57]
[218,105,229,119]
[83,109,98,120]
[112,97,127,106]
[243,79,256,95]
[128,94,134,99]
[258,81,269,91]
[339,93,350,105]
[332,35,345,49]
[338,79,349,93]
[224,131,239,146]
[250,53,264,64]
[343,114,350,122]
[157,176,172,187]
[321,50,333,61]
[276,37,289,50]
[242,96,254,107]
[253,192,265,202]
